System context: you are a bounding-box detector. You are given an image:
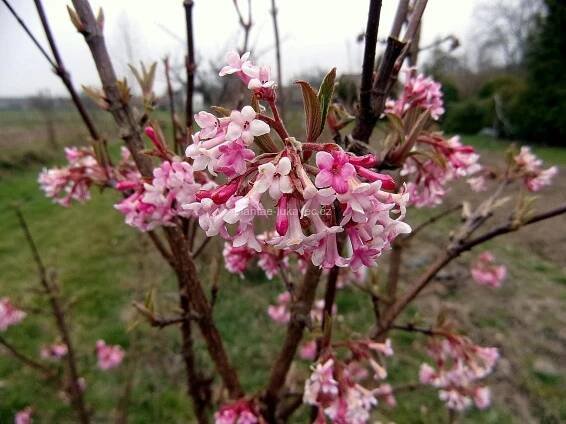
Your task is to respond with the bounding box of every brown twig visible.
[163,56,181,154]
[270,0,285,117]
[407,203,462,241]
[353,0,382,143]
[147,230,175,268]
[0,335,53,377]
[15,209,90,424]
[390,0,410,38]
[184,0,196,141]
[192,236,211,259]
[233,0,252,53]
[320,266,340,351]
[262,263,323,421]
[70,0,153,176]
[376,202,566,337]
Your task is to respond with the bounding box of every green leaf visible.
[296,80,322,142]
[317,68,336,135]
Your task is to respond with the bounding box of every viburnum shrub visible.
[3,0,565,423]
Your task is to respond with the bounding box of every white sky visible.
[0,0,478,97]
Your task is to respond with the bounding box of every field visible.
[0,110,565,423]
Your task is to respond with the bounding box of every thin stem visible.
[233,0,252,53]
[163,56,181,153]
[353,0,382,142]
[390,0,409,38]
[320,266,340,351]
[0,335,53,377]
[376,202,566,337]
[262,263,323,421]
[184,0,196,140]
[15,209,90,424]
[2,0,57,68]
[147,230,175,268]
[257,112,288,142]
[270,0,285,117]
[407,203,462,241]
[33,0,111,168]
[192,236,211,259]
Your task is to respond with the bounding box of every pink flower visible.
[244,65,275,90]
[14,407,33,424]
[300,340,318,360]
[219,51,251,77]
[226,106,271,145]
[257,251,280,279]
[255,157,293,201]
[267,292,292,324]
[95,340,125,370]
[470,252,507,288]
[0,298,26,331]
[315,151,356,194]
[40,342,68,360]
[375,383,397,407]
[214,399,259,424]
[303,359,339,404]
[473,386,491,409]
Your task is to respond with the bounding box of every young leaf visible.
[317,68,336,134]
[296,80,322,142]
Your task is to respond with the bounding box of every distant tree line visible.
[425,0,565,146]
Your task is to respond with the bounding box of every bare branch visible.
[184,0,196,140]
[0,335,53,377]
[262,264,323,420]
[376,202,566,337]
[270,0,285,116]
[15,209,90,424]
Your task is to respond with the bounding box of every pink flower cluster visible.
[214,398,260,424]
[95,340,125,370]
[303,340,394,423]
[38,147,108,206]
[188,145,410,270]
[219,51,276,97]
[513,146,558,192]
[0,297,26,331]
[115,158,204,231]
[470,251,507,288]
[419,334,498,411]
[40,342,68,360]
[402,135,481,208]
[386,70,445,120]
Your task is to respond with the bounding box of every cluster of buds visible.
[419,334,498,411]
[512,146,558,192]
[385,70,445,120]
[303,339,394,423]
[38,147,108,206]
[470,251,507,288]
[95,339,125,370]
[38,146,139,207]
[401,134,481,208]
[0,297,26,331]
[214,398,260,424]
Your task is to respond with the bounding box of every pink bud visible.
[355,166,396,190]
[144,126,166,151]
[276,196,289,236]
[348,154,378,168]
[210,178,240,204]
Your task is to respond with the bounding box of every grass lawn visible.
[0,123,565,422]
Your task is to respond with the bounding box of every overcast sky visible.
[0,0,478,97]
